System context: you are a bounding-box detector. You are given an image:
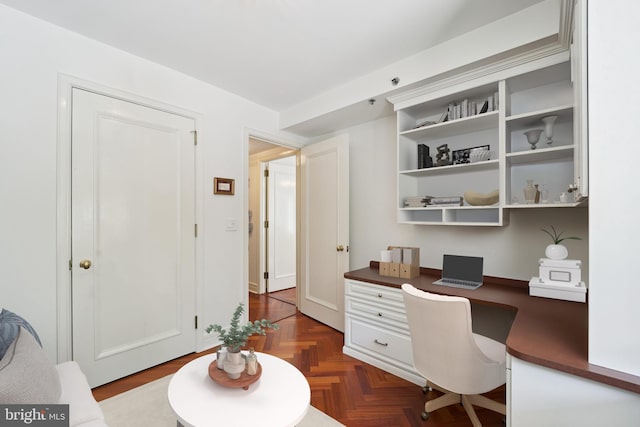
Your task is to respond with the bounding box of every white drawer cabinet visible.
[343,279,424,385]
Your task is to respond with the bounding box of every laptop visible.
[433,254,484,290]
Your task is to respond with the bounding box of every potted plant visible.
[541,225,582,260]
[206,302,278,379]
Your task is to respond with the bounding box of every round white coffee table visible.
[168,352,310,427]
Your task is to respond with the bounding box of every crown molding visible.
[558,0,575,48]
[387,37,569,110]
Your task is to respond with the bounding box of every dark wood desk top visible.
[345,262,640,395]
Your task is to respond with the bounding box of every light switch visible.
[226,218,238,231]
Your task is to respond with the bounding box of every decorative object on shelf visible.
[246,349,258,376]
[524,129,543,150]
[540,184,549,203]
[206,303,278,379]
[435,144,451,166]
[559,192,569,203]
[469,146,491,163]
[463,189,499,206]
[523,179,537,204]
[541,115,558,145]
[417,144,433,169]
[541,225,582,260]
[452,144,490,165]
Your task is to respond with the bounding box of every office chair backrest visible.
[401,284,504,395]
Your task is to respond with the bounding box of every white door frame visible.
[56,74,204,363]
[244,129,305,301]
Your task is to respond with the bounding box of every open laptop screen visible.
[441,254,484,283]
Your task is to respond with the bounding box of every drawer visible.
[346,280,405,309]
[346,316,414,367]
[345,298,409,332]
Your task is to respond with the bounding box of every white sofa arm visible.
[56,361,107,427]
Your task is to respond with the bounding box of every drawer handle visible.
[374,339,388,347]
[377,293,383,298]
[378,312,383,317]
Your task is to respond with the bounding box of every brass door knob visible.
[336,245,344,252]
[79,260,92,269]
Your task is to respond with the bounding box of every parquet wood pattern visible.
[92,292,506,426]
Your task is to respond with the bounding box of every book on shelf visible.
[404,195,433,207]
[428,196,463,206]
[414,119,436,129]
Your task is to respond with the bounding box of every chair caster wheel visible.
[422,386,428,394]
[421,411,430,421]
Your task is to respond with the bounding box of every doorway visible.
[248,138,299,312]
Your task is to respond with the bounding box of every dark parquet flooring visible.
[92,290,505,426]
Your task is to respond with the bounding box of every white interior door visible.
[71,88,196,387]
[267,156,297,293]
[300,134,349,332]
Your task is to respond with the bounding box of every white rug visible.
[99,374,345,427]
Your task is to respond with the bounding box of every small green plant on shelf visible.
[541,225,582,244]
[206,302,278,353]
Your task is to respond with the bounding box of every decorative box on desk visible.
[538,258,582,284]
[379,246,420,279]
[529,277,587,302]
[529,258,586,302]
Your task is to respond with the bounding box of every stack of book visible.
[403,196,431,207]
[428,196,463,207]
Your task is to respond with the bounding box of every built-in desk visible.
[344,262,640,395]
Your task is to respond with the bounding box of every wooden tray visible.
[208,360,262,390]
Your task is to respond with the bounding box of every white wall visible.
[340,114,588,280]
[0,4,291,361]
[588,0,640,376]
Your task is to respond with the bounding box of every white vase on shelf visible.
[523,180,537,204]
[541,115,557,145]
[524,129,543,150]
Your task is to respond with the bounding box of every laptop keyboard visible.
[435,278,482,290]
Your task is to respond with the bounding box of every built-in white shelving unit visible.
[389,57,588,226]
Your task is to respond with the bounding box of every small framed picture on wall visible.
[214,177,235,195]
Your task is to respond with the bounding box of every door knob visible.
[336,245,344,252]
[79,260,92,269]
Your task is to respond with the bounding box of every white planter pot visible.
[545,244,568,260]
[224,351,246,379]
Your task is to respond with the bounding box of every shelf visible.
[400,111,498,141]
[505,200,586,209]
[399,205,498,212]
[506,104,573,129]
[400,159,499,176]
[392,57,585,227]
[506,145,573,164]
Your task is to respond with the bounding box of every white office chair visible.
[401,284,506,426]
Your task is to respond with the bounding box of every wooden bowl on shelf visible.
[208,360,262,390]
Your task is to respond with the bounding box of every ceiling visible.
[1,0,546,112]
